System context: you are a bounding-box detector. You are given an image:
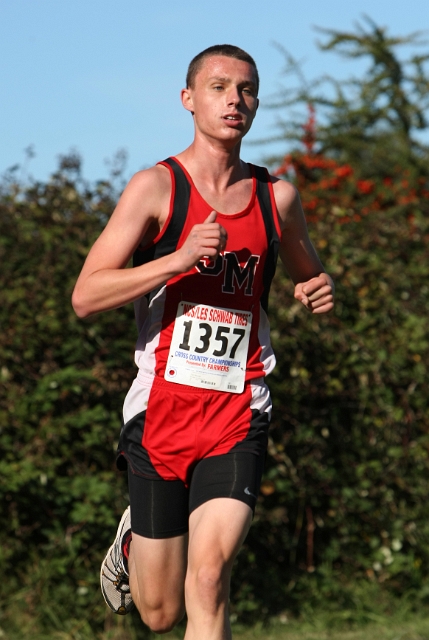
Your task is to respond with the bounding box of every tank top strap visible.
[158,158,191,249]
[251,164,280,312]
[252,164,280,241]
[132,158,191,302]
[133,157,190,269]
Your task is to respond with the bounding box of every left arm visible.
[272,178,334,314]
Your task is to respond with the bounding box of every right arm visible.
[72,165,226,318]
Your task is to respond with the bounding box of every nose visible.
[226,86,241,106]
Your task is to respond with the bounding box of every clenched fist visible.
[294,274,334,314]
[176,211,228,272]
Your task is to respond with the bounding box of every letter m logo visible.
[222,252,260,296]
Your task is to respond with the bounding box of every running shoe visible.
[100,506,134,615]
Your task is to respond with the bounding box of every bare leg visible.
[184,498,252,640]
[128,532,188,634]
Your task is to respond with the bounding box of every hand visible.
[176,211,227,272]
[294,274,334,314]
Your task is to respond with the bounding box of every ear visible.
[181,88,194,115]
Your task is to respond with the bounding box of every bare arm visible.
[272,178,334,314]
[72,165,227,318]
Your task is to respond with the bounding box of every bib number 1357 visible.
[165,301,252,393]
[179,320,245,358]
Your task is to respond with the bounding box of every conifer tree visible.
[265,17,429,177]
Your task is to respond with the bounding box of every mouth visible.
[223,114,244,126]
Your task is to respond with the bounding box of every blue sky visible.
[1,0,428,183]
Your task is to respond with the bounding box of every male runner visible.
[72,44,334,639]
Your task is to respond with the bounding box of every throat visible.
[196,177,253,215]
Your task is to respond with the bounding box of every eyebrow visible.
[208,76,257,87]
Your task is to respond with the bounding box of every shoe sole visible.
[100,506,134,615]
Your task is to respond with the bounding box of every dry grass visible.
[2,606,429,640]
[158,616,429,640]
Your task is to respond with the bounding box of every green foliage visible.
[233,204,429,620]
[0,157,138,636]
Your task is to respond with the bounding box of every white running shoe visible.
[100,506,134,615]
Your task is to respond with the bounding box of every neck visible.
[176,135,249,190]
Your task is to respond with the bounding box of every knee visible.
[140,604,185,634]
[185,563,227,609]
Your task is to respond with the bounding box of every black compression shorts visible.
[127,449,267,539]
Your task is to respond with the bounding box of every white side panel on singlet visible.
[123,287,167,422]
[134,286,167,375]
[249,377,272,418]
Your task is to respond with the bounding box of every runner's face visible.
[182,55,259,144]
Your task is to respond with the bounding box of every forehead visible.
[195,55,258,86]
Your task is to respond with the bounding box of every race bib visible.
[165,301,252,393]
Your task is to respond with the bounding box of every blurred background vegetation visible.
[1,19,429,640]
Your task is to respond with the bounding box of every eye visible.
[213,85,224,91]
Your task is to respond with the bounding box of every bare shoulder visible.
[116,163,171,222]
[270,175,301,231]
[76,164,173,274]
[127,162,171,193]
